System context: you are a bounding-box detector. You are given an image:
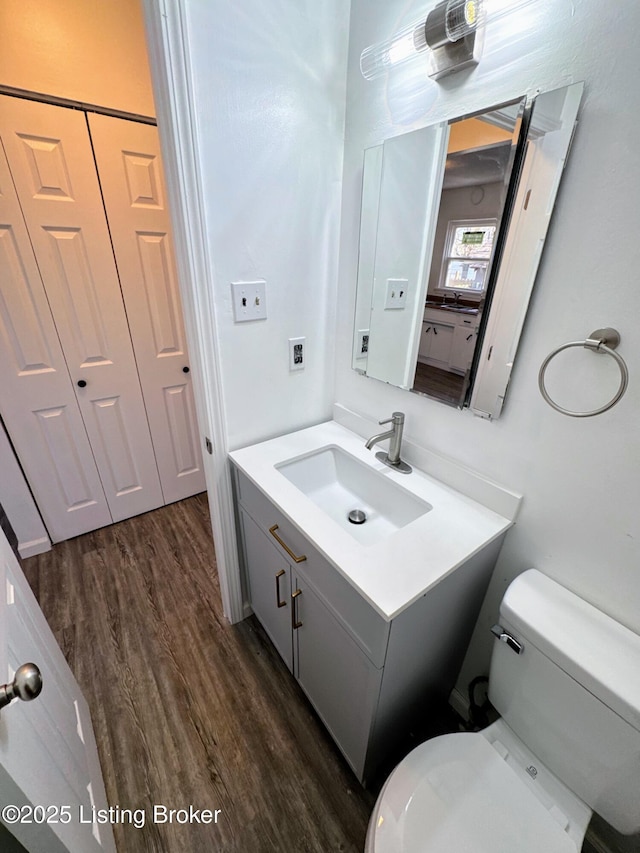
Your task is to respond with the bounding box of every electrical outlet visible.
[288,337,305,371]
[384,278,408,310]
[231,280,267,322]
[355,329,369,359]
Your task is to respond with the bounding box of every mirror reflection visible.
[415,102,524,405]
[352,83,583,419]
[353,98,525,407]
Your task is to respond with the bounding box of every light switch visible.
[384,278,408,310]
[231,280,267,322]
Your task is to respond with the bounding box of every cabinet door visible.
[241,511,293,671]
[418,323,433,358]
[87,114,205,505]
[451,323,476,371]
[0,95,163,524]
[293,573,382,779]
[429,322,455,363]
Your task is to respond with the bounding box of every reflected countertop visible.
[425,300,480,316]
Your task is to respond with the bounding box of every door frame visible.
[141,0,244,623]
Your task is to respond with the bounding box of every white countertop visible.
[229,421,512,621]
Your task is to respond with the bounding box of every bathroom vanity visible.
[230,419,516,784]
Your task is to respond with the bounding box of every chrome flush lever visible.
[491,624,524,655]
[0,663,43,711]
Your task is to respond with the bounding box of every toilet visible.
[365,569,640,852]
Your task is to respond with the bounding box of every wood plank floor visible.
[22,494,374,853]
[412,362,465,405]
[20,495,620,853]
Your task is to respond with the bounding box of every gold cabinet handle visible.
[291,589,302,630]
[269,524,307,563]
[275,569,286,608]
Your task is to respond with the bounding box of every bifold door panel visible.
[0,96,163,526]
[0,138,112,541]
[0,96,204,542]
[88,113,205,504]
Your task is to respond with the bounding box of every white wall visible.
[181,0,349,450]
[336,0,640,701]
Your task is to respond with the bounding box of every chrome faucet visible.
[365,412,412,474]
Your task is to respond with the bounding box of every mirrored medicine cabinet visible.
[352,82,584,419]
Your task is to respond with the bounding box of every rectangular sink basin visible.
[275,445,432,545]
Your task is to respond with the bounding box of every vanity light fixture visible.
[360,0,538,81]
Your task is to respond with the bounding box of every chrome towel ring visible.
[538,327,629,417]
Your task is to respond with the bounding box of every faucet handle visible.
[378,411,404,426]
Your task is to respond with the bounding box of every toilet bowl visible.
[365,721,590,852]
[366,569,640,853]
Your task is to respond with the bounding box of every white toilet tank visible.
[489,569,640,835]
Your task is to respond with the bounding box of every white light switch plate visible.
[231,280,267,322]
[384,278,408,310]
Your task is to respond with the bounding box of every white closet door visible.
[0,139,111,543]
[0,95,163,523]
[0,529,116,853]
[88,114,205,504]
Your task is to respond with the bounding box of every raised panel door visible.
[88,113,205,505]
[0,138,111,542]
[0,95,163,523]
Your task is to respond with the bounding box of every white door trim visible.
[141,0,244,622]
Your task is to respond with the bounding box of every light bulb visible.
[360,0,540,80]
[360,22,428,80]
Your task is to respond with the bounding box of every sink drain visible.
[348,509,367,525]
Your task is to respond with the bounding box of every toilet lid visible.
[369,733,579,853]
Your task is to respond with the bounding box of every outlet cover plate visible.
[231,280,267,322]
[355,329,369,359]
[289,337,305,371]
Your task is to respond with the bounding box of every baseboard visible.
[18,537,51,559]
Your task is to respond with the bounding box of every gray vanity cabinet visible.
[240,511,293,671]
[235,468,388,779]
[292,571,383,777]
[237,489,386,778]
[233,465,504,785]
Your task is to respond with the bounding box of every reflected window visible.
[439,219,497,292]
